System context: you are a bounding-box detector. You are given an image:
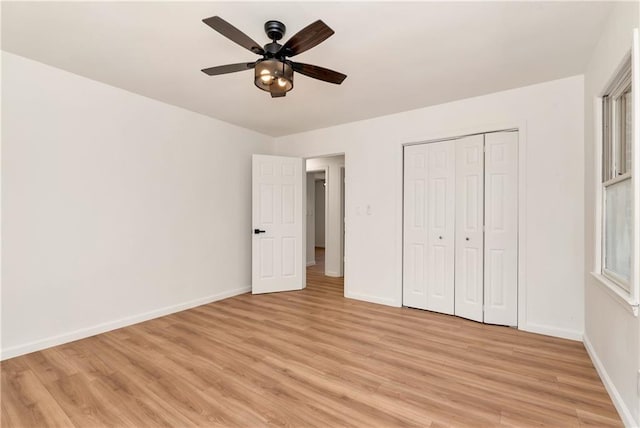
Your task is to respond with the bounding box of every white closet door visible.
[403,144,429,309]
[484,132,518,326]
[425,141,456,314]
[454,135,485,322]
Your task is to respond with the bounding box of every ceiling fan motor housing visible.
[264,20,286,41]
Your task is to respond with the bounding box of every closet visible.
[402,131,518,326]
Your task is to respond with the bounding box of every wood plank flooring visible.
[1,249,621,427]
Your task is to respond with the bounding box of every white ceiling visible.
[2,1,613,137]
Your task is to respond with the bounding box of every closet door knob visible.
[465,237,470,241]
[438,236,443,240]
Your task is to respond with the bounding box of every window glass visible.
[604,178,632,288]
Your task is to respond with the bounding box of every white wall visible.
[1,52,272,359]
[276,76,585,339]
[307,156,345,277]
[583,3,640,426]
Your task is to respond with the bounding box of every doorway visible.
[305,155,345,280]
[251,153,345,295]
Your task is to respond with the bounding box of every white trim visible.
[601,51,633,98]
[604,171,633,187]
[302,159,307,290]
[396,142,405,308]
[0,286,251,361]
[306,261,316,267]
[517,123,528,331]
[339,165,346,279]
[345,290,400,307]
[594,97,604,276]
[324,165,331,277]
[519,322,583,341]
[602,266,632,294]
[591,272,639,316]
[632,28,640,315]
[583,334,638,428]
[604,55,632,98]
[325,270,341,277]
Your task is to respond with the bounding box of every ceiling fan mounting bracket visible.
[264,20,286,41]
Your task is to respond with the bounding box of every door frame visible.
[401,125,527,329]
[303,153,347,292]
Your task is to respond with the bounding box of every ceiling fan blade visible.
[280,20,334,57]
[202,16,265,55]
[201,62,256,76]
[292,62,347,84]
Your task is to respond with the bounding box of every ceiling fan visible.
[201,16,347,98]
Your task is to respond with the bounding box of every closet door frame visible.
[401,127,525,329]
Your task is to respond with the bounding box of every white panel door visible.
[425,141,456,314]
[454,135,485,322]
[252,155,304,294]
[403,144,429,309]
[484,132,518,326]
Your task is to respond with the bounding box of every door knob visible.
[254,229,266,234]
[466,237,470,241]
[438,236,443,240]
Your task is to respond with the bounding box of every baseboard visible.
[519,322,583,341]
[1,286,251,361]
[325,270,341,277]
[344,290,400,307]
[306,261,316,266]
[583,334,637,427]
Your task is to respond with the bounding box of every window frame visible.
[601,58,633,293]
[592,30,639,316]
[602,67,632,182]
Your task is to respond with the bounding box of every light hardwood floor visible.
[1,249,621,427]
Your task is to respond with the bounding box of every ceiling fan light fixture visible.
[254,59,293,94]
[259,69,273,84]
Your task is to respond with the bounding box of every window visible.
[602,57,633,293]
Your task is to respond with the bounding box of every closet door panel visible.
[484,132,518,326]
[425,141,455,315]
[454,135,485,322]
[403,144,429,309]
